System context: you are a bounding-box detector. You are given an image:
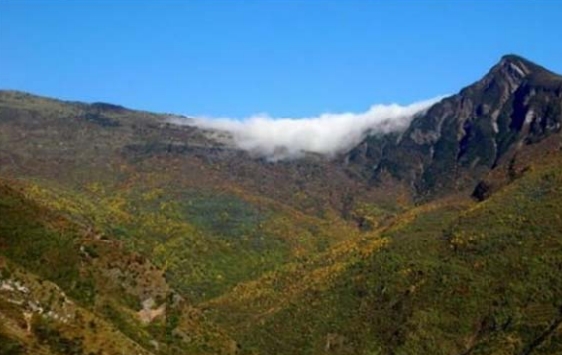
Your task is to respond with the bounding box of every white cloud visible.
[170,96,444,160]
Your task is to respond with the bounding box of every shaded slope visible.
[346,55,562,199]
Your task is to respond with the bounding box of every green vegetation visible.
[207,158,562,355]
[0,333,24,355]
[0,55,561,355]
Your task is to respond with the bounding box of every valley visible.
[1,55,561,354]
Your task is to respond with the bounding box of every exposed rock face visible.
[345,55,562,198]
[138,297,166,324]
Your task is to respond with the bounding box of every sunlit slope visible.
[206,153,562,355]
[0,53,561,355]
[0,180,238,355]
[0,90,402,303]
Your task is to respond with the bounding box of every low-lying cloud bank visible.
[172,97,444,160]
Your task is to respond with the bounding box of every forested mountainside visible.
[1,55,561,354]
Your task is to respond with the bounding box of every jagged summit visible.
[450,54,561,105]
[485,54,562,89]
[497,54,544,74]
[346,54,562,198]
[469,54,558,96]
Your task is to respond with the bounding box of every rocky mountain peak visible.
[480,54,560,93]
[469,54,541,96]
[497,54,536,76]
[346,54,562,198]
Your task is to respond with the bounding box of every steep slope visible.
[0,180,237,355]
[0,90,394,304]
[346,55,562,199]
[0,54,561,354]
[206,149,562,355]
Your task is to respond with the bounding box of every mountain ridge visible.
[345,54,562,199]
[1,54,561,354]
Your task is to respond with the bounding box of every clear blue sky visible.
[1,1,561,118]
